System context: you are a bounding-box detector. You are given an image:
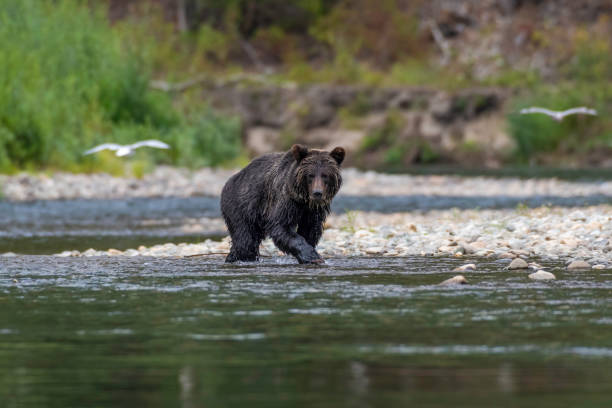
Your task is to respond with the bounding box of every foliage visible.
[312,0,424,67]
[0,0,241,173]
[507,27,612,163]
[1,0,611,172]
[360,112,405,152]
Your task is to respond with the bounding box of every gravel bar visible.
[43,205,612,267]
[2,167,611,201]
[1,167,611,265]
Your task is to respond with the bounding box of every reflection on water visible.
[1,256,611,407]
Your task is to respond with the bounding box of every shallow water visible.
[1,255,611,407]
[1,193,611,254]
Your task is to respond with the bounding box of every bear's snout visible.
[310,176,325,201]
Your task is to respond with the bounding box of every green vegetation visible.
[341,210,358,234]
[507,27,612,163]
[1,0,611,172]
[358,111,439,169]
[0,0,241,173]
[360,112,405,152]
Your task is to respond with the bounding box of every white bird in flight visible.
[84,140,170,157]
[519,106,597,121]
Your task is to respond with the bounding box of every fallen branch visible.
[184,252,229,257]
[239,40,270,74]
[150,72,296,93]
[429,20,451,65]
[150,74,210,92]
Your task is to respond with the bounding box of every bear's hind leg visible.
[225,225,262,263]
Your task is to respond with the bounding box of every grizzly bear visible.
[221,144,345,264]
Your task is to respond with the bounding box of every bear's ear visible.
[291,144,309,162]
[330,147,345,166]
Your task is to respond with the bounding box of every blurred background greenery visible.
[0,0,611,174]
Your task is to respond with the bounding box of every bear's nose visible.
[313,190,323,198]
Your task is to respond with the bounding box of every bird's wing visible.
[560,107,598,116]
[83,143,123,155]
[129,140,171,150]
[519,107,559,116]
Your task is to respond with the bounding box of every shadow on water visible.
[1,255,611,407]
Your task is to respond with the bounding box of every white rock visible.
[507,258,529,269]
[567,260,591,270]
[124,249,140,256]
[453,263,476,272]
[592,264,606,270]
[439,275,468,285]
[498,252,516,259]
[529,271,556,280]
[528,262,543,270]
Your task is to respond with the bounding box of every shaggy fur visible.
[221,144,345,264]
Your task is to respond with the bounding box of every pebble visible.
[453,263,476,272]
[507,258,529,270]
[439,275,468,285]
[528,270,556,280]
[592,264,606,270]
[528,262,543,270]
[567,260,591,270]
[498,252,516,259]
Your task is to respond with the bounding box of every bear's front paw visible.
[298,254,324,264]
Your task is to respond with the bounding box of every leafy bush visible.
[312,0,424,67]
[0,0,241,173]
[167,110,242,168]
[507,28,612,163]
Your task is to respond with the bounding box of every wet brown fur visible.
[221,144,345,263]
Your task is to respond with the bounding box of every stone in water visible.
[567,260,591,270]
[592,264,606,270]
[453,263,476,272]
[439,275,468,285]
[508,258,528,270]
[529,270,556,280]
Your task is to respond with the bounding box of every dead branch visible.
[184,252,229,257]
[429,20,451,65]
[150,72,296,93]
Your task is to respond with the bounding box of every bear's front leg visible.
[297,212,325,248]
[270,227,323,264]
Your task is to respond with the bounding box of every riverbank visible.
[2,167,610,265]
[2,166,611,201]
[44,205,612,267]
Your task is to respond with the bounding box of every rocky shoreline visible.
[46,205,612,268]
[2,166,611,201]
[2,167,611,266]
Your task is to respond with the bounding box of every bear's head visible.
[291,144,345,207]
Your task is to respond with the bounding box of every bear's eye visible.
[307,174,315,181]
[321,174,329,180]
